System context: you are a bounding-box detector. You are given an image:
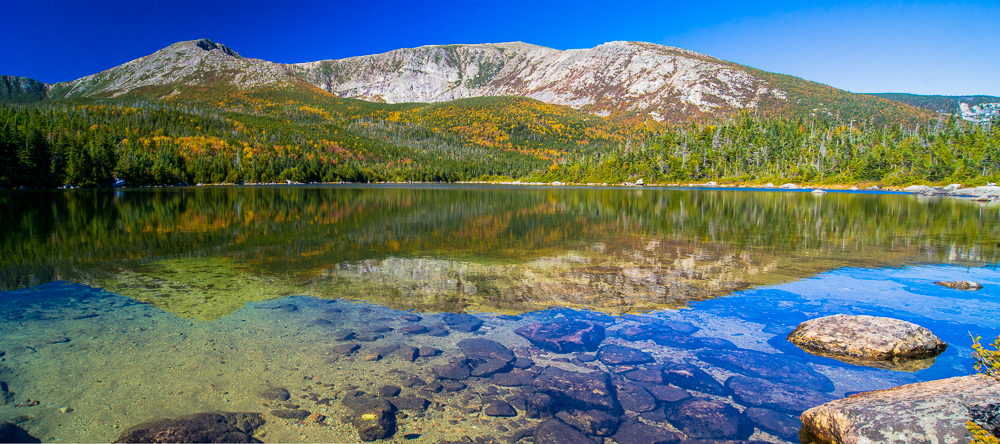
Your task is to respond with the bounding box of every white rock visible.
[810,189,827,194]
[778,183,798,189]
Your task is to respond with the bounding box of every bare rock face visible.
[800,375,1000,444]
[786,315,947,368]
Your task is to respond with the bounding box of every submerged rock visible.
[491,368,535,386]
[743,407,802,442]
[534,367,617,411]
[0,422,40,443]
[934,280,984,291]
[258,387,290,401]
[515,321,605,353]
[352,410,395,442]
[391,396,429,411]
[596,345,654,366]
[433,361,472,380]
[786,314,948,366]
[643,384,691,403]
[533,419,597,444]
[663,397,753,440]
[800,375,1000,444]
[660,362,728,396]
[270,409,310,420]
[484,399,517,417]
[555,409,621,436]
[725,375,837,414]
[612,380,657,413]
[114,412,265,443]
[443,313,483,332]
[697,349,834,392]
[458,338,515,363]
[611,418,682,444]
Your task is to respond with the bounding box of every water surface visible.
[1,185,998,443]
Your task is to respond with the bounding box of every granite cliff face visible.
[291,41,784,121]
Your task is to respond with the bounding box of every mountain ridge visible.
[2,38,945,125]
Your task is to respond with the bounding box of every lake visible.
[1,185,998,443]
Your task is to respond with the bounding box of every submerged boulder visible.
[515,321,605,353]
[114,412,265,443]
[786,315,947,368]
[800,375,1000,444]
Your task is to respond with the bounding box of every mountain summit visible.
[47,39,299,100]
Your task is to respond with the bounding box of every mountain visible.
[46,39,306,100]
[291,41,935,124]
[0,75,49,103]
[867,93,1000,122]
[5,38,936,125]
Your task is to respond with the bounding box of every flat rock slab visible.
[800,375,1000,444]
[697,349,834,392]
[726,376,837,414]
[114,412,265,443]
[786,314,947,365]
[516,321,606,353]
[533,366,617,411]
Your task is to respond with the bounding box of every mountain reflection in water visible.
[1,185,996,318]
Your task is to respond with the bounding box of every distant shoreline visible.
[4,180,999,201]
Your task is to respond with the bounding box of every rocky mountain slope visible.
[291,41,785,121]
[0,75,49,103]
[46,39,304,100]
[4,39,938,124]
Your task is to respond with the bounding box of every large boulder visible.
[515,321,605,353]
[787,314,947,370]
[800,375,1000,444]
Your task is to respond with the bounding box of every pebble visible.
[364,354,381,362]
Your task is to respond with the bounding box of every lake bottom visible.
[1,264,998,443]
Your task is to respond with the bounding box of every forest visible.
[1,95,997,188]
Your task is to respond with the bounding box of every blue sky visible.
[2,0,997,95]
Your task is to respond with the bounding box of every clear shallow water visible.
[0,185,999,443]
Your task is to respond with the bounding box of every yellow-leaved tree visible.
[968,334,1000,444]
